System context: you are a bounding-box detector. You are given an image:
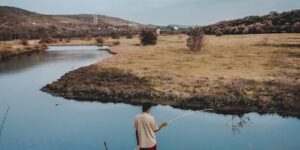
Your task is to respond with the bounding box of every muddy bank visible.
[42,66,300,117]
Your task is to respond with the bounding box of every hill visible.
[0,6,142,40]
[200,9,300,35]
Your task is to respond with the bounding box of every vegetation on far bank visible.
[0,40,47,60]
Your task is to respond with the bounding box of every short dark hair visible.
[142,103,152,112]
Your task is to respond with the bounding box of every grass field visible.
[104,34,299,79]
[44,34,300,116]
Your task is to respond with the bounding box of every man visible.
[134,103,167,150]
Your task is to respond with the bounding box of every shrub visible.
[293,22,300,33]
[112,41,120,46]
[242,27,249,34]
[139,28,157,46]
[95,37,104,44]
[261,37,269,46]
[111,32,120,39]
[126,34,133,39]
[215,30,223,36]
[186,28,205,51]
[86,36,92,41]
[34,43,48,50]
[21,39,29,46]
[231,27,241,34]
[39,38,57,44]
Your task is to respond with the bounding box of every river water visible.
[0,46,299,150]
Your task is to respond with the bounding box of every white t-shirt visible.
[134,113,159,148]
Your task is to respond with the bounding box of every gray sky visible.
[1,0,299,26]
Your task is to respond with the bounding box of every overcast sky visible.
[1,0,299,26]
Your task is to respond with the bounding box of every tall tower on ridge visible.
[93,14,98,25]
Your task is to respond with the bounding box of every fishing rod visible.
[0,107,10,140]
[104,141,108,150]
[167,108,213,124]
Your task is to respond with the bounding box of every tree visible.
[21,39,29,46]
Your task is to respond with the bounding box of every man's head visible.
[142,103,152,113]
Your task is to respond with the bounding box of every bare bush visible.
[126,34,133,39]
[293,22,300,33]
[261,37,269,46]
[139,28,157,46]
[34,43,48,50]
[21,39,29,46]
[86,36,92,41]
[187,28,205,51]
[215,30,223,36]
[111,32,120,39]
[242,27,249,34]
[112,41,120,46]
[39,38,57,44]
[95,37,104,44]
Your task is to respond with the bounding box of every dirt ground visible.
[43,34,300,116]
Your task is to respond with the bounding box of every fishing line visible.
[167,109,213,124]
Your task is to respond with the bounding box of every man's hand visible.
[159,121,168,129]
[160,121,168,127]
[155,121,168,132]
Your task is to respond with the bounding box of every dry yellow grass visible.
[101,34,300,91]
[44,33,300,115]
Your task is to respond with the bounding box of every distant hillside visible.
[200,9,300,35]
[0,6,142,40]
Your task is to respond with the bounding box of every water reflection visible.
[0,46,108,74]
[227,114,253,135]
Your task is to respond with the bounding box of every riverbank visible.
[43,34,300,117]
[0,37,124,60]
[47,37,127,47]
[0,40,47,60]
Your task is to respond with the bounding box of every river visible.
[0,46,299,150]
